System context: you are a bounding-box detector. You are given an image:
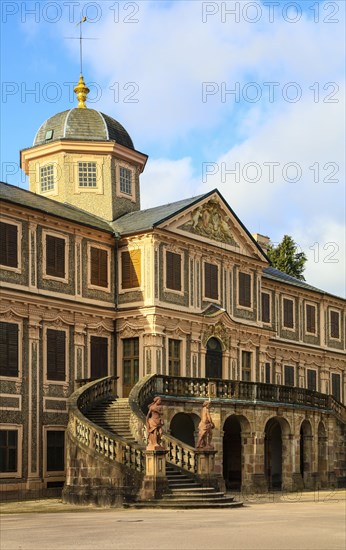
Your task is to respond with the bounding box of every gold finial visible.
[74,74,89,108]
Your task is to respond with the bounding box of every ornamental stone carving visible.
[179,199,239,246]
[202,322,230,351]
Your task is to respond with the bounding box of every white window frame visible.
[42,229,69,284]
[43,426,66,479]
[163,247,184,296]
[87,242,111,293]
[237,270,253,310]
[73,159,103,194]
[0,424,23,478]
[281,295,296,332]
[116,163,136,202]
[43,325,69,386]
[39,163,56,194]
[0,217,22,274]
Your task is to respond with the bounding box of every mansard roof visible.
[0,181,113,233]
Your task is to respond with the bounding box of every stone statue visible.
[196,401,215,449]
[146,396,164,450]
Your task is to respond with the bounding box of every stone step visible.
[167,492,231,500]
[124,501,243,509]
[169,487,218,494]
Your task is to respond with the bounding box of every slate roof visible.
[33,108,134,150]
[0,181,113,233]
[263,266,344,299]
[111,194,206,234]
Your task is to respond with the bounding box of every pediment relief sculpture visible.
[178,199,239,246]
[202,322,230,351]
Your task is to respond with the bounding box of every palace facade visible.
[1,78,345,500]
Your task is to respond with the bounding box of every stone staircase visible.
[84,397,242,508]
[126,464,243,509]
[84,397,136,443]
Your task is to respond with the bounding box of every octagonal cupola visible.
[20,74,147,222]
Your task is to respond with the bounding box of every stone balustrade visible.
[164,433,197,474]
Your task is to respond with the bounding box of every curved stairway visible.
[125,464,243,509]
[84,396,242,509]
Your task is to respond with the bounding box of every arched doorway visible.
[170,413,199,447]
[317,421,327,487]
[300,420,312,486]
[223,416,242,490]
[206,338,222,379]
[265,418,283,490]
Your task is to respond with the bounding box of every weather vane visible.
[64,17,98,108]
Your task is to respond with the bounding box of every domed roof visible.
[33,108,134,149]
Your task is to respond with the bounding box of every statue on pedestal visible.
[196,401,215,449]
[146,397,164,450]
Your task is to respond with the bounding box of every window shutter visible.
[205,263,218,299]
[0,322,18,377]
[306,305,316,333]
[261,293,270,323]
[0,222,18,268]
[284,365,294,386]
[283,299,294,328]
[122,250,140,289]
[46,235,65,278]
[239,272,251,307]
[90,336,108,378]
[330,311,340,338]
[47,329,66,381]
[166,251,181,291]
[90,247,108,287]
[307,369,316,391]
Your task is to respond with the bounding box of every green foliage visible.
[267,235,307,281]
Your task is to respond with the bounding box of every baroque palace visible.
[0,76,345,505]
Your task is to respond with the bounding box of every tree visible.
[267,235,307,281]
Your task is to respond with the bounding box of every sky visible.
[1,0,345,297]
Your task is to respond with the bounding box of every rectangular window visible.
[283,298,294,329]
[330,311,340,339]
[168,339,181,377]
[78,162,97,187]
[46,329,66,381]
[166,251,181,291]
[284,365,295,387]
[121,250,141,289]
[306,304,316,334]
[123,338,139,389]
[119,167,132,195]
[0,222,18,268]
[239,272,251,308]
[90,336,108,379]
[0,430,18,473]
[307,369,317,392]
[261,293,270,323]
[331,373,341,402]
[46,235,65,279]
[265,362,271,384]
[90,247,108,288]
[204,262,218,300]
[40,164,55,192]
[0,322,18,378]
[242,351,252,382]
[46,431,65,472]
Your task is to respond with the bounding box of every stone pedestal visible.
[140,449,168,501]
[195,449,225,492]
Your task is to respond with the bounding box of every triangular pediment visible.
[157,190,268,262]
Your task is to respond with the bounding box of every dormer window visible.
[40,164,55,192]
[78,162,97,187]
[120,167,132,195]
